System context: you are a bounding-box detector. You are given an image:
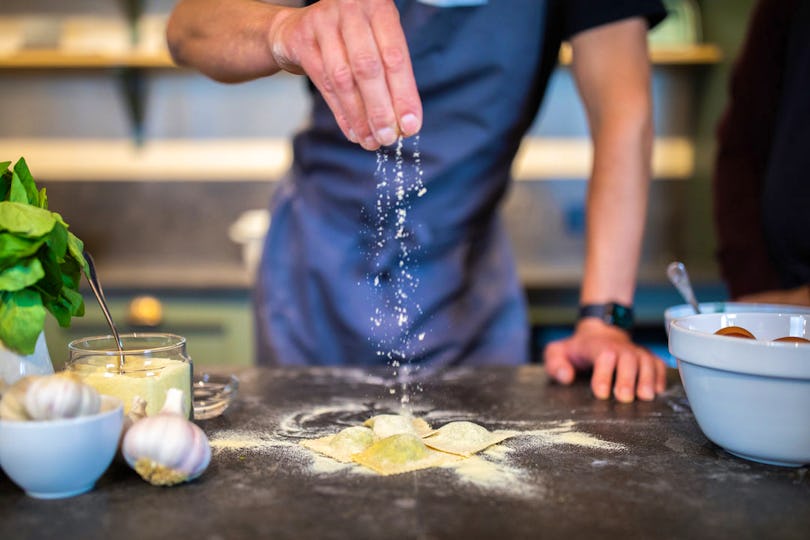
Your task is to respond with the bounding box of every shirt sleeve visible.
[559,0,668,40]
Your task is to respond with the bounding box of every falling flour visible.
[366,136,427,409]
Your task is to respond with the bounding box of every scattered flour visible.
[208,429,291,452]
[518,420,626,451]
[207,406,625,499]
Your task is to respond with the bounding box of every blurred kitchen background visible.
[0,1,757,368]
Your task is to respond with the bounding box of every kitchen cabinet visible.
[44,292,254,370]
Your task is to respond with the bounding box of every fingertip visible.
[614,386,634,403]
[361,136,380,151]
[637,385,655,401]
[555,366,575,385]
[399,113,421,137]
[593,383,611,400]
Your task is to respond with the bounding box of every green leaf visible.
[0,201,56,238]
[13,158,41,207]
[38,187,48,210]
[66,231,88,274]
[0,258,45,292]
[0,289,46,355]
[60,256,82,290]
[43,294,71,327]
[46,221,68,263]
[0,233,46,268]
[8,173,27,204]
[35,246,63,297]
[0,163,11,202]
[61,287,85,317]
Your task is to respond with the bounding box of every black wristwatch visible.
[578,302,634,331]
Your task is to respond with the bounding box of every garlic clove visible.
[117,396,148,456]
[0,376,39,421]
[122,388,211,486]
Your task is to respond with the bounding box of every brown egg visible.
[714,326,756,339]
[773,336,810,344]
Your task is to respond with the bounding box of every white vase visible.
[0,332,53,386]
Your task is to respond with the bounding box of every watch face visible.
[579,303,634,331]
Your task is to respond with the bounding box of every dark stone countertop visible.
[2,366,808,540]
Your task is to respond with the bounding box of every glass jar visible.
[67,333,192,418]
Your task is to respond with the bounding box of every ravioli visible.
[422,421,518,457]
[299,414,516,476]
[363,414,432,439]
[351,433,461,476]
[300,426,375,463]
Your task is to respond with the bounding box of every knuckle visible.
[330,63,355,92]
[352,52,382,79]
[380,46,406,71]
[366,107,394,129]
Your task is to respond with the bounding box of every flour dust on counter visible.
[205,399,628,499]
[365,135,428,409]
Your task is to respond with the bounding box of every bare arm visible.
[544,18,666,403]
[166,0,422,150]
[573,17,652,309]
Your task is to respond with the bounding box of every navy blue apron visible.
[255,0,552,367]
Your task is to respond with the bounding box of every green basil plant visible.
[0,158,88,355]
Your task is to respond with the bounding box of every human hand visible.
[737,284,810,306]
[269,0,422,150]
[543,319,667,403]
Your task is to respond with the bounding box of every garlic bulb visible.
[122,388,211,486]
[24,372,101,420]
[0,372,100,421]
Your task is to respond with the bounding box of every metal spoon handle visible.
[667,261,700,314]
[83,251,124,356]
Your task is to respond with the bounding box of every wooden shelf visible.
[558,43,723,65]
[0,43,722,70]
[0,136,693,182]
[0,49,175,69]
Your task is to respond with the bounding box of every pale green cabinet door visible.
[45,293,254,371]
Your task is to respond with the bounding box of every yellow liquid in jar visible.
[71,356,191,417]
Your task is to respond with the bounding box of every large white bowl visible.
[664,301,810,336]
[0,395,123,498]
[669,312,810,467]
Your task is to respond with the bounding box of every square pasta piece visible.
[300,426,375,463]
[352,433,461,475]
[363,414,433,439]
[422,421,518,457]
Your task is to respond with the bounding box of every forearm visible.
[570,18,652,306]
[166,0,294,83]
[581,116,651,306]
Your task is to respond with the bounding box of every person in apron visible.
[167,0,668,402]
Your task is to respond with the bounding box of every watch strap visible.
[578,302,634,331]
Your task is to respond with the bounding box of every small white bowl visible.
[0,395,123,498]
[669,312,810,467]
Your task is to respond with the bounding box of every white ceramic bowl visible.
[664,301,810,336]
[669,312,810,467]
[0,395,123,498]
